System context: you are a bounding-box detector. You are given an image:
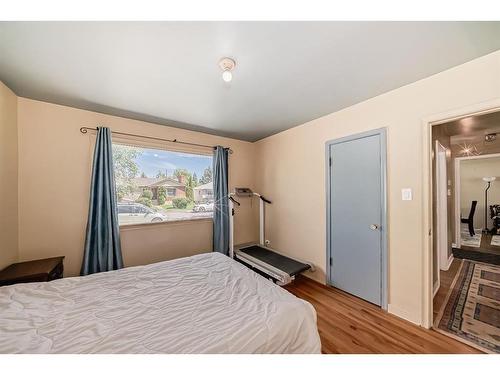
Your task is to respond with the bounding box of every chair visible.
[461,200,477,237]
[490,205,500,235]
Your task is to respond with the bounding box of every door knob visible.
[369,224,380,230]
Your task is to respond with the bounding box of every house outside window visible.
[193,182,214,202]
[112,143,214,226]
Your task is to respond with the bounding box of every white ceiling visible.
[1,22,500,141]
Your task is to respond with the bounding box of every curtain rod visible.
[79,127,233,154]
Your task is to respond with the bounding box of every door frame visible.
[435,141,450,271]
[422,99,500,329]
[325,127,388,310]
[433,140,453,302]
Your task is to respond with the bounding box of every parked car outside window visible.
[117,203,167,225]
[192,201,214,212]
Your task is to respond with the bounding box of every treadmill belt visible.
[238,245,310,276]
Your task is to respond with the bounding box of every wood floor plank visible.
[433,258,461,321]
[285,275,481,354]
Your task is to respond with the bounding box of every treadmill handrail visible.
[229,191,271,205]
[228,196,241,206]
[259,196,272,204]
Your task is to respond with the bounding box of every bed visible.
[0,252,321,353]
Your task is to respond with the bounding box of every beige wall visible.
[5,49,500,326]
[17,98,259,277]
[254,50,500,324]
[460,156,500,229]
[0,82,19,270]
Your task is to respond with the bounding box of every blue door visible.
[327,129,386,307]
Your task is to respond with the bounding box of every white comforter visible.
[0,252,321,353]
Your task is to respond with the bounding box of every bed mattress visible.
[0,252,321,353]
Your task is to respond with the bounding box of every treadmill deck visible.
[237,245,310,276]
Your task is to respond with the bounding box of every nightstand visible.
[0,256,65,287]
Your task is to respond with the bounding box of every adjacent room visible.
[1,20,500,356]
[459,156,500,253]
[432,110,500,352]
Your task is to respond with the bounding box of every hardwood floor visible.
[285,275,481,354]
[433,258,461,322]
[461,232,500,254]
[454,233,500,265]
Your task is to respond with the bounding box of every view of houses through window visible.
[112,143,214,225]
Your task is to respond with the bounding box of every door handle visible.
[369,224,380,230]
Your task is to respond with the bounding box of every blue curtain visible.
[81,127,123,275]
[213,146,229,255]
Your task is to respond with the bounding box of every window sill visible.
[119,217,213,231]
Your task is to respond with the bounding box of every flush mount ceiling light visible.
[459,142,481,156]
[219,57,236,82]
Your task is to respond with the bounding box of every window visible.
[112,143,214,226]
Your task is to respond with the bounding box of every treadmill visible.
[228,188,314,285]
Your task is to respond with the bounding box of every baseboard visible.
[387,304,421,326]
[443,255,454,271]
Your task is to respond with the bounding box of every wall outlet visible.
[265,240,271,246]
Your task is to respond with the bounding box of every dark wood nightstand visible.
[0,256,65,287]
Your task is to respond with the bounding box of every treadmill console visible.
[234,187,253,197]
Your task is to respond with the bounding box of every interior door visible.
[327,129,386,307]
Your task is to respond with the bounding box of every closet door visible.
[327,129,387,307]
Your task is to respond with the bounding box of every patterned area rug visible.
[491,236,500,247]
[461,224,482,248]
[435,260,500,353]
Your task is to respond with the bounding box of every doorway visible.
[326,128,387,308]
[429,108,500,352]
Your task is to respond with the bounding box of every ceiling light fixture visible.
[219,57,236,82]
[459,142,481,156]
[485,133,497,142]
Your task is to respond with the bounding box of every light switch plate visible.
[402,188,412,201]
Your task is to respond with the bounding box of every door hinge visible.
[329,257,332,266]
[329,157,332,167]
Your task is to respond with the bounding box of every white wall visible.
[460,156,500,229]
[255,50,500,325]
